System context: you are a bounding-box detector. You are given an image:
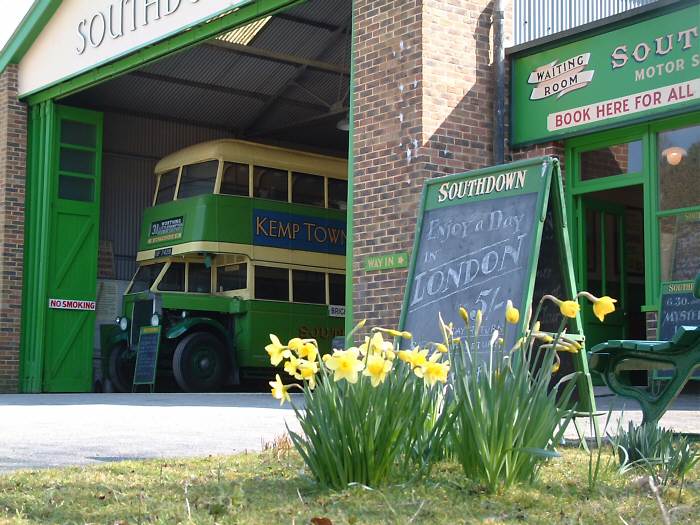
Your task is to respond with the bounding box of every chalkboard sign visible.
[659,281,700,340]
[133,326,161,390]
[400,156,594,409]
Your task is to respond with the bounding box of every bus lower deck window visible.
[217,263,247,291]
[158,262,185,291]
[292,270,325,304]
[329,273,345,305]
[188,263,211,293]
[255,266,289,301]
[177,160,218,199]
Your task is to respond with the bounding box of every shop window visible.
[292,172,324,206]
[58,175,94,202]
[255,266,289,301]
[159,262,185,291]
[658,124,700,211]
[129,263,165,294]
[188,263,211,293]
[60,148,94,174]
[61,120,96,148]
[329,273,345,305]
[177,160,218,199]
[659,212,700,282]
[580,141,642,181]
[292,270,325,304]
[328,178,348,210]
[155,169,179,204]
[217,263,247,292]
[254,166,288,201]
[220,162,249,196]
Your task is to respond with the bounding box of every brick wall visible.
[351,0,501,330]
[0,65,27,393]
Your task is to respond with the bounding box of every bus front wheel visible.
[173,332,229,392]
[108,343,135,393]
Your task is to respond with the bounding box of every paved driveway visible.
[0,392,698,473]
[0,393,301,473]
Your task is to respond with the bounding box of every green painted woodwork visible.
[344,3,356,336]
[364,252,409,271]
[20,103,103,392]
[23,0,306,104]
[140,194,344,253]
[566,110,700,320]
[0,0,60,73]
[511,0,700,146]
[42,105,103,392]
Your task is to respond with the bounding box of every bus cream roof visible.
[154,139,347,179]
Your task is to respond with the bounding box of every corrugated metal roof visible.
[63,0,351,155]
[514,0,661,45]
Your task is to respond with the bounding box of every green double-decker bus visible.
[104,140,347,392]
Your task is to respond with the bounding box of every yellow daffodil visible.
[592,295,617,322]
[265,334,291,366]
[401,331,412,339]
[284,355,300,377]
[269,374,291,405]
[287,337,304,353]
[324,348,365,383]
[559,300,580,318]
[551,360,561,374]
[297,359,319,389]
[415,353,450,386]
[459,306,469,325]
[435,343,448,353]
[363,354,393,387]
[398,347,429,369]
[297,341,319,363]
[505,300,520,324]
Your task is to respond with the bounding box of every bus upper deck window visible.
[188,263,211,293]
[177,160,218,199]
[255,266,289,301]
[328,179,348,210]
[292,172,324,207]
[292,270,325,304]
[254,166,288,202]
[217,263,247,291]
[155,169,178,205]
[220,162,249,196]
[158,262,185,292]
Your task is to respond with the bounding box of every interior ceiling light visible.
[662,146,687,166]
[336,116,349,131]
[216,16,271,45]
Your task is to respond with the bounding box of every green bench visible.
[588,273,700,425]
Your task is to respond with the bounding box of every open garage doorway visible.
[50,0,351,393]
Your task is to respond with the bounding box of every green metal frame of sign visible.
[398,156,595,412]
[565,109,700,316]
[133,325,162,393]
[509,0,700,147]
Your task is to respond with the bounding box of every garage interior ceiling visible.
[63,0,351,156]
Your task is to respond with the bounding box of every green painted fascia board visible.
[0,0,61,73]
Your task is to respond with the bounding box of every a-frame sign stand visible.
[400,156,596,413]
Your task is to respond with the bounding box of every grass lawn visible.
[0,446,698,525]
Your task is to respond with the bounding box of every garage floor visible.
[0,392,698,473]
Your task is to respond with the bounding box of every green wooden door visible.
[43,106,103,392]
[578,197,627,349]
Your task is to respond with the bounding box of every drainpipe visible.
[493,0,506,164]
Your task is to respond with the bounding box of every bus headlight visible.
[150,314,160,327]
[116,317,129,331]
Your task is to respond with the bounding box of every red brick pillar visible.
[351,0,501,329]
[0,64,27,393]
